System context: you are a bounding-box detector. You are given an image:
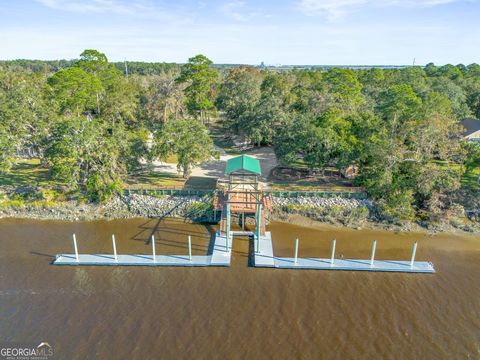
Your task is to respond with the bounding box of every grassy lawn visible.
[267,182,362,192]
[125,172,185,189]
[126,173,218,190]
[2,159,216,191]
[184,176,218,189]
[462,160,480,192]
[267,164,361,192]
[0,159,61,188]
[434,159,480,192]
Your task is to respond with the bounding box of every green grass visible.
[267,164,360,192]
[126,173,218,190]
[184,176,217,189]
[268,182,361,192]
[462,160,480,191]
[434,159,479,192]
[125,171,185,188]
[2,159,217,191]
[0,159,61,188]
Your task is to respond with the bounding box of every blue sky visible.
[0,0,479,65]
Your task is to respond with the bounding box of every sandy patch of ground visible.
[151,146,278,185]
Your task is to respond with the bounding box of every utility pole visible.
[124,58,128,77]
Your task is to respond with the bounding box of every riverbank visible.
[0,193,478,234]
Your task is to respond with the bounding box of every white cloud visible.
[33,0,173,18]
[219,1,259,22]
[35,0,131,13]
[296,0,472,19]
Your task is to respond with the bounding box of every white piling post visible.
[73,233,79,262]
[152,235,156,262]
[410,242,418,268]
[330,239,336,265]
[294,238,299,264]
[112,234,118,262]
[370,240,377,266]
[188,235,192,261]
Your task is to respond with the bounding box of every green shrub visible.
[39,189,67,202]
[186,201,213,219]
[344,206,370,225]
[0,197,26,209]
[378,191,416,222]
[86,175,123,203]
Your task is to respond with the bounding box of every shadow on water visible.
[30,251,57,265]
[127,218,219,255]
[248,235,255,267]
[232,236,249,259]
[205,224,217,255]
[30,251,55,259]
[131,218,210,245]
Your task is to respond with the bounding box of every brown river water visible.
[0,217,479,359]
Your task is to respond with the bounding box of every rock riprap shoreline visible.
[0,194,478,234]
[0,194,370,221]
[273,196,372,209]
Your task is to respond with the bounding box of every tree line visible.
[217,63,480,220]
[0,50,479,220]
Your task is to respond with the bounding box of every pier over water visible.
[54,155,434,273]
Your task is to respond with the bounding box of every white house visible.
[461,119,480,142]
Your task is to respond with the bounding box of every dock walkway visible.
[54,232,435,273]
[54,232,231,267]
[273,257,435,273]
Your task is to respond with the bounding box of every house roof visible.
[225,155,261,175]
[460,119,480,136]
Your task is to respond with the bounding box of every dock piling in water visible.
[112,234,118,262]
[410,242,418,268]
[73,234,79,262]
[188,235,192,261]
[152,235,156,262]
[370,240,377,266]
[294,238,299,264]
[331,239,336,265]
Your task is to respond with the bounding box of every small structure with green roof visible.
[225,155,261,175]
[214,155,272,242]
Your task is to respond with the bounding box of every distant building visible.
[461,119,480,142]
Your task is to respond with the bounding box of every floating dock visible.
[273,257,435,273]
[54,233,232,267]
[54,253,212,266]
[253,232,275,267]
[210,233,232,266]
[53,233,435,273]
[269,239,435,273]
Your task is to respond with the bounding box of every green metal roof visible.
[225,155,261,175]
